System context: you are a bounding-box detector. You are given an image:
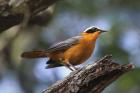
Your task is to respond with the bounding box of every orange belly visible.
[48,38,95,65]
[63,42,95,65]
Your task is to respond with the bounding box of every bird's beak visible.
[100,29,107,33]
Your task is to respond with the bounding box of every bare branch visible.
[42,55,134,93]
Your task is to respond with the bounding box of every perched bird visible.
[21,26,107,71]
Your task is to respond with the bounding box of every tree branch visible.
[42,55,134,93]
[0,0,60,32]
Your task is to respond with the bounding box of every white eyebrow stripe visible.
[84,26,95,32]
[84,26,102,33]
[83,26,101,32]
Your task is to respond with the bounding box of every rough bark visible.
[0,0,60,32]
[42,55,134,93]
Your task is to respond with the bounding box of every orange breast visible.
[47,32,100,66]
[63,39,95,65]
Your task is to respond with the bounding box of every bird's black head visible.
[84,26,107,33]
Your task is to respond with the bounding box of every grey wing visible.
[46,36,83,53]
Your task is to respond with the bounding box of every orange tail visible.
[21,51,48,58]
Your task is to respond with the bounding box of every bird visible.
[21,26,107,71]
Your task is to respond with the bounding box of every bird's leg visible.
[59,58,77,71]
[63,64,75,71]
[64,60,78,71]
[67,62,78,71]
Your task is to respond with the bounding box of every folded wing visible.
[21,36,82,59]
[46,36,82,53]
